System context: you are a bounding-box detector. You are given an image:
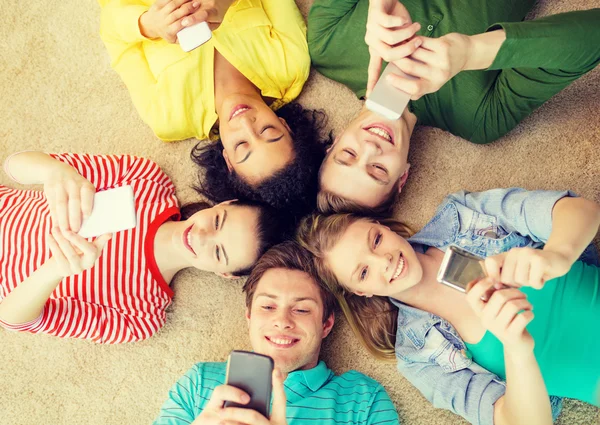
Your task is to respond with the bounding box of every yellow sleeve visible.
[99,0,174,140]
[260,0,310,107]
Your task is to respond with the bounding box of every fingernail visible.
[192,1,199,6]
[415,39,422,47]
[241,394,250,403]
[182,18,189,26]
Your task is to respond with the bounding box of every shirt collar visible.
[285,361,332,392]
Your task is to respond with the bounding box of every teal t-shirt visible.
[153,360,400,424]
[465,261,600,405]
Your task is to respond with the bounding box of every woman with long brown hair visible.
[297,188,600,425]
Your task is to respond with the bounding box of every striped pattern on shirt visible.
[0,153,179,343]
[153,361,400,425]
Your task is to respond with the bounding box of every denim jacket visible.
[392,188,599,425]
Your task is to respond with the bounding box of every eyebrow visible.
[332,155,389,186]
[221,210,229,265]
[255,293,318,303]
[236,135,285,164]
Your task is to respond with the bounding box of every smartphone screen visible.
[224,351,274,418]
[437,246,487,292]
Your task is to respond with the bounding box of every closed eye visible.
[215,245,220,262]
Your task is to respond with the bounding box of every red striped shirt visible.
[0,154,180,343]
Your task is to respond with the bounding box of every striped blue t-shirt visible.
[153,360,399,425]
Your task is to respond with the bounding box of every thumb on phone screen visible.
[270,368,287,424]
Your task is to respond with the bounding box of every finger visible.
[482,288,527,324]
[484,254,505,281]
[63,231,98,257]
[386,72,423,97]
[387,38,422,62]
[395,57,431,79]
[506,310,534,337]
[366,51,383,97]
[80,185,95,220]
[45,191,59,228]
[47,232,70,273]
[528,258,546,289]
[514,257,531,287]
[171,0,199,21]
[220,407,270,425]
[368,21,420,46]
[270,368,287,423]
[409,46,438,64]
[465,277,495,314]
[52,227,82,274]
[181,8,209,27]
[154,0,173,9]
[67,186,82,233]
[93,233,113,254]
[370,9,407,28]
[418,36,448,52]
[54,187,70,231]
[495,298,533,330]
[164,0,192,15]
[205,385,250,411]
[500,250,519,285]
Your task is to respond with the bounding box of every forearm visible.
[494,350,552,425]
[3,151,69,185]
[0,259,62,325]
[545,197,600,264]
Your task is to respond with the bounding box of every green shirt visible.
[153,361,400,424]
[308,0,600,143]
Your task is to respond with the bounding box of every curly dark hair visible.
[180,200,294,276]
[191,103,332,218]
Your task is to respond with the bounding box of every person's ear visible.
[398,163,411,193]
[355,290,373,297]
[216,272,240,280]
[245,307,251,326]
[321,312,335,339]
[278,117,291,133]
[326,136,340,154]
[222,149,233,173]
[216,199,237,207]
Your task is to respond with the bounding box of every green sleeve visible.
[308,0,371,98]
[488,9,600,71]
[365,385,401,425]
[153,365,202,425]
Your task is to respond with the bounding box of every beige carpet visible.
[0,0,599,424]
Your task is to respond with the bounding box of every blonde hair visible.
[296,214,412,362]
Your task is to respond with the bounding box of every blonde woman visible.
[297,188,600,425]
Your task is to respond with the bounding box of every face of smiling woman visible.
[218,94,295,186]
[173,201,261,275]
[246,268,335,374]
[325,220,424,297]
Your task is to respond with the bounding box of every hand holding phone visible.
[177,21,212,52]
[365,63,416,120]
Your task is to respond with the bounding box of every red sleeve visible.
[11,298,167,343]
[48,153,175,195]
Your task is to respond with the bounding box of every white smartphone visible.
[177,21,212,52]
[78,185,137,238]
[365,63,416,120]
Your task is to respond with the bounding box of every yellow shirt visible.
[99,0,310,141]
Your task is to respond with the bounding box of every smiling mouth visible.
[183,225,196,256]
[229,104,251,121]
[265,336,300,348]
[390,253,406,283]
[364,124,394,145]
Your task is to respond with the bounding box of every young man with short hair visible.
[153,241,400,425]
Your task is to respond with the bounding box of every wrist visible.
[504,345,535,365]
[463,29,506,71]
[42,257,67,281]
[138,12,157,39]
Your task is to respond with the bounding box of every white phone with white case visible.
[177,21,212,52]
[365,63,416,120]
[78,185,137,238]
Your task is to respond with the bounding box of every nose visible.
[196,226,217,246]
[239,114,259,137]
[357,140,382,166]
[273,308,294,330]
[369,252,393,274]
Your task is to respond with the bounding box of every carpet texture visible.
[1,0,599,424]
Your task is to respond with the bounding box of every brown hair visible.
[317,153,400,216]
[242,241,336,323]
[296,213,412,362]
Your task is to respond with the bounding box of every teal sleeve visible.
[153,365,202,425]
[488,9,600,71]
[365,386,401,425]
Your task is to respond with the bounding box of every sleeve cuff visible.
[0,311,44,331]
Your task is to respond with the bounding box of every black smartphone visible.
[437,245,487,292]
[223,350,274,418]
